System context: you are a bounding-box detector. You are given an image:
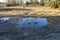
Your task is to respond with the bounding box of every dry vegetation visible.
[0,6,60,16]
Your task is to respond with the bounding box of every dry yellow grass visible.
[0,6,60,16]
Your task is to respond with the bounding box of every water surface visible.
[17,17,48,28]
[0,16,48,28]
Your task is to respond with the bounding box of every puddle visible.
[17,17,48,28]
[0,17,11,22]
[0,16,48,28]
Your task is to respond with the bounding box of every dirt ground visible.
[0,16,60,40]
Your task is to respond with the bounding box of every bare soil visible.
[0,16,59,40]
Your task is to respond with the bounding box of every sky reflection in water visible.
[17,17,48,28]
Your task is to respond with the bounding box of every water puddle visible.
[0,17,10,22]
[0,16,48,28]
[17,17,48,28]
